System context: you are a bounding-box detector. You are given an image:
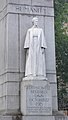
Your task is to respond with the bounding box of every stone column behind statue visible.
[24,17,47,80]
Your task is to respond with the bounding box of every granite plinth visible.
[21,77,52,116]
[0,115,67,120]
[22,116,55,120]
[0,115,21,120]
[22,116,68,120]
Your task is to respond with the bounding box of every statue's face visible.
[33,19,38,27]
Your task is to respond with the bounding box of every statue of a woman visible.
[24,17,47,78]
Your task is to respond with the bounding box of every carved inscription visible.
[15,5,46,15]
[0,4,54,20]
[26,84,52,114]
[23,6,42,13]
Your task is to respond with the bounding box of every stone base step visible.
[0,115,21,120]
[0,115,67,120]
[55,116,68,120]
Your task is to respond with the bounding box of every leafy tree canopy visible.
[55,0,68,83]
[54,0,68,110]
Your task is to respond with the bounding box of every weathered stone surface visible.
[0,17,6,74]
[0,85,2,97]
[6,73,22,82]
[6,14,19,72]
[22,116,55,120]
[45,16,56,74]
[51,83,57,97]
[47,73,56,83]
[0,115,67,120]
[52,96,58,111]
[6,95,19,110]
[0,4,54,21]
[0,73,23,85]
[0,74,20,113]
[0,115,22,120]
[7,4,54,16]
[0,116,12,120]
[0,13,19,73]
[55,116,68,120]
[51,83,58,110]
[3,82,19,96]
[22,116,68,120]
[0,93,19,112]
[32,0,54,7]
[21,79,52,115]
[0,0,54,10]
[0,98,3,111]
[0,0,6,11]
[7,0,31,5]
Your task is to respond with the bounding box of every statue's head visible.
[32,17,38,27]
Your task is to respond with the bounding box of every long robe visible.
[24,27,47,77]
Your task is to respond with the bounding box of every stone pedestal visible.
[21,77,53,120]
[21,77,68,120]
[21,77,52,116]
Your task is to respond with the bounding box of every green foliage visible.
[54,0,68,110]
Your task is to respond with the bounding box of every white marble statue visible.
[24,17,47,78]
